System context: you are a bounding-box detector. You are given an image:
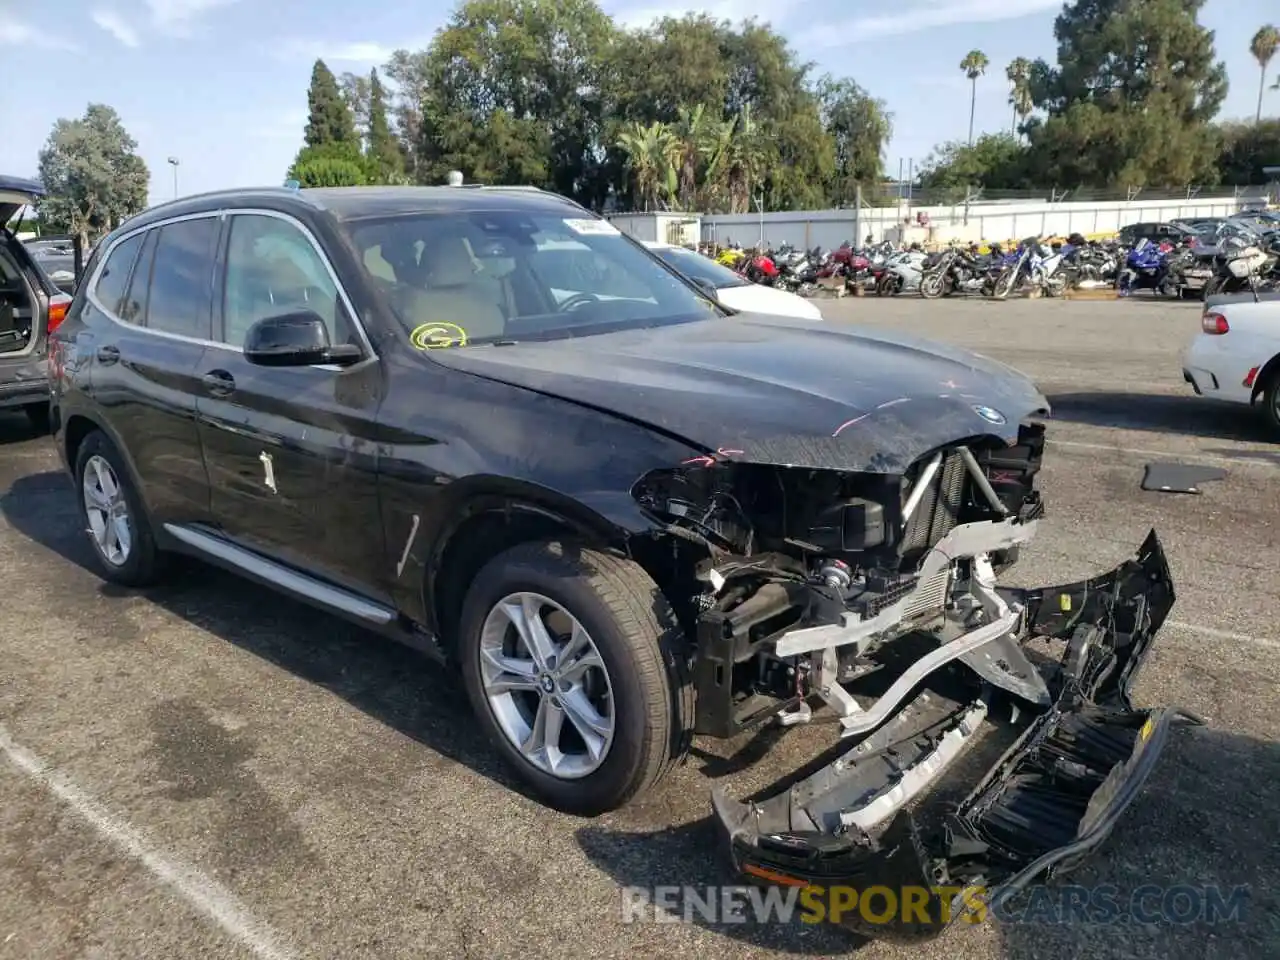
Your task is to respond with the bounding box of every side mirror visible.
[243,310,362,367]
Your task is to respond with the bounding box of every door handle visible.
[202,369,235,396]
[96,344,120,364]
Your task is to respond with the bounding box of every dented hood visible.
[429,313,1050,472]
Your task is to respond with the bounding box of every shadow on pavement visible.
[577,725,1280,958]
[1045,391,1272,443]
[0,470,529,803]
[0,410,47,446]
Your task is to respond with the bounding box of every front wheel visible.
[992,268,1017,300]
[919,271,945,299]
[458,540,692,815]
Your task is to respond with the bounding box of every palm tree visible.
[1251,26,1279,123]
[615,121,679,211]
[961,50,990,145]
[724,106,766,214]
[671,104,711,212]
[1005,57,1033,138]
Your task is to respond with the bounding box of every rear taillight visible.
[47,295,71,334]
[1201,312,1229,334]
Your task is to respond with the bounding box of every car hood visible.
[0,175,45,228]
[427,313,1050,472]
[715,283,823,320]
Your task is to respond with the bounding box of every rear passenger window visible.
[93,233,143,315]
[146,217,219,339]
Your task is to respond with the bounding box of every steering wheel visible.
[558,292,600,313]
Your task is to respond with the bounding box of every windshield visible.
[651,245,750,289]
[345,209,720,347]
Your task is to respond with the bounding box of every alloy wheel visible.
[82,454,132,567]
[478,592,616,779]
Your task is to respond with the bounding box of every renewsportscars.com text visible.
[619,883,1250,927]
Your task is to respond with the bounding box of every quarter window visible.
[92,233,143,315]
[147,218,219,339]
[222,214,350,347]
[119,229,158,325]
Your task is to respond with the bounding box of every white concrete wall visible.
[701,196,1249,248]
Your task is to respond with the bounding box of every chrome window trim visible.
[83,206,379,368]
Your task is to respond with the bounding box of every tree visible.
[365,69,404,183]
[36,104,148,249]
[339,71,373,142]
[304,59,359,151]
[1251,26,1279,123]
[1006,57,1033,138]
[1026,0,1227,187]
[960,50,989,146]
[615,121,679,210]
[1216,119,1280,184]
[817,76,892,204]
[917,133,1030,194]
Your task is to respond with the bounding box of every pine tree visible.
[366,69,404,183]
[304,59,359,151]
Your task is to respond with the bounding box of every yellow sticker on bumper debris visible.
[1058,593,1072,612]
[1139,718,1154,742]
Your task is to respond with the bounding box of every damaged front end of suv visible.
[630,414,1188,941]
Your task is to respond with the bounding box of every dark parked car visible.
[1,175,72,430]
[50,184,1181,939]
[1117,221,1196,247]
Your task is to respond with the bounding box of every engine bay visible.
[630,422,1048,738]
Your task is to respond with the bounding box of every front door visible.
[194,210,388,600]
[83,216,218,525]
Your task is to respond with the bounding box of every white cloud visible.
[804,0,1062,45]
[91,8,142,48]
[0,20,80,50]
[144,0,242,36]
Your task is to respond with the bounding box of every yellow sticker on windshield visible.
[410,322,468,350]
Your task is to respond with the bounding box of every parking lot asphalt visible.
[1,295,1277,960]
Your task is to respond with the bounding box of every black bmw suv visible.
[51,184,1179,939]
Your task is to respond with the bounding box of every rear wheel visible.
[1262,370,1280,438]
[458,540,692,815]
[74,430,164,587]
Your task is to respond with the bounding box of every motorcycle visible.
[875,247,928,296]
[1201,234,1279,300]
[991,238,1068,299]
[919,248,989,298]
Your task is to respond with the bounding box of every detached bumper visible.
[0,354,49,410]
[710,531,1195,941]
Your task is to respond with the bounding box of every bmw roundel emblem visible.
[972,404,1007,425]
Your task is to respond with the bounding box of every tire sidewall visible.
[74,431,155,583]
[458,547,670,814]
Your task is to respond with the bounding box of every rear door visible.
[84,215,219,525]
[195,210,388,599]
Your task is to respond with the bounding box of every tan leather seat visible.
[381,236,507,344]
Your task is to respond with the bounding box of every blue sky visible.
[2,0,1277,205]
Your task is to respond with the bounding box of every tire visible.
[24,402,51,434]
[1262,370,1280,438]
[73,430,164,587]
[992,268,1017,300]
[919,272,945,299]
[458,540,692,815]
[1044,275,1068,298]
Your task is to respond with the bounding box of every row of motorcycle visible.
[710,231,1280,302]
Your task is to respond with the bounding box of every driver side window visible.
[221,214,353,348]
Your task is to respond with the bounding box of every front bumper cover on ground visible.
[711,530,1198,941]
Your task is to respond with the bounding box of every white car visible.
[642,241,823,320]
[1182,294,1280,434]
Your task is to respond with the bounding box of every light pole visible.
[167,157,180,200]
